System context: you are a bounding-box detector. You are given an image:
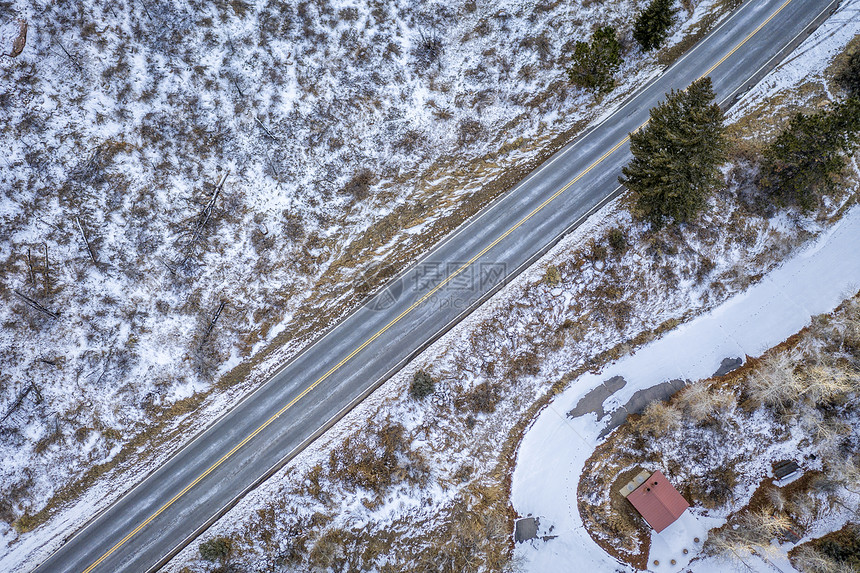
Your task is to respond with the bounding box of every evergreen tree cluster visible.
[809,524,860,570]
[760,98,860,211]
[620,77,727,228]
[836,48,860,98]
[567,26,622,94]
[566,0,676,95]
[633,0,677,52]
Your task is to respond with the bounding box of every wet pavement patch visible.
[515,517,538,543]
[713,356,743,377]
[568,375,627,420]
[598,379,687,439]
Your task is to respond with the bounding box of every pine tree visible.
[620,77,727,228]
[633,0,676,52]
[567,26,622,94]
[836,49,860,98]
[760,98,860,211]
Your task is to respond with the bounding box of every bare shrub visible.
[458,381,500,414]
[544,264,561,285]
[700,464,739,509]
[790,523,860,572]
[798,405,849,447]
[791,546,849,573]
[607,227,627,255]
[826,456,860,493]
[705,509,791,561]
[457,119,485,147]
[640,400,681,435]
[746,351,801,412]
[342,169,375,201]
[585,238,608,264]
[799,362,858,406]
[281,211,305,242]
[417,483,511,572]
[337,7,359,22]
[395,128,424,154]
[517,64,536,82]
[414,30,443,70]
[308,528,347,569]
[199,536,233,563]
[520,33,552,62]
[679,382,717,423]
[327,420,428,495]
[765,487,786,513]
[788,491,827,530]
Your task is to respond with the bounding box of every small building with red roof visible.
[620,469,690,533]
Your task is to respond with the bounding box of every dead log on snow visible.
[75,216,98,266]
[199,300,226,348]
[14,290,59,319]
[181,170,230,266]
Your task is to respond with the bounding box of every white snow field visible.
[512,206,860,573]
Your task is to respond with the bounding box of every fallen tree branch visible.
[75,216,98,266]
[255,116,280,140]
[200,300,226,348]
[53,39,83,72]
[181,170,229,266]
[26,247,36,285]
[14,290,59,319]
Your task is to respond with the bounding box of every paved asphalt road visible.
[33,0,841,571]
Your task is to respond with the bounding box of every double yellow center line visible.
[81,0,796,570]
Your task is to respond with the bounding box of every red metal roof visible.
[626,470,690,533]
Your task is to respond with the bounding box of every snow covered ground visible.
[0,0,739,553]
[2,0,857,570]
[157,3,859,569]
[2,1,758,565]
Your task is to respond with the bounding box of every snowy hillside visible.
[148,5,860,570]
[0,0,744,562]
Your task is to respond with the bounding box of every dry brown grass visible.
[13,391,206,533]
[579,464,652,569]
[327,419,429,496]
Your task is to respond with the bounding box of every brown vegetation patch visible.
[789,522,860,572]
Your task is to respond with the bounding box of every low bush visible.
[457,119,485,147]
[414,30,443,70]
[199,536,232,562]
[459,381,500,414]
[342,169,375,201]
[409,369,436,400]
[835,47,860,98]
[792,523,860,572]
[607,227,627,255]
[328,421,427,494]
